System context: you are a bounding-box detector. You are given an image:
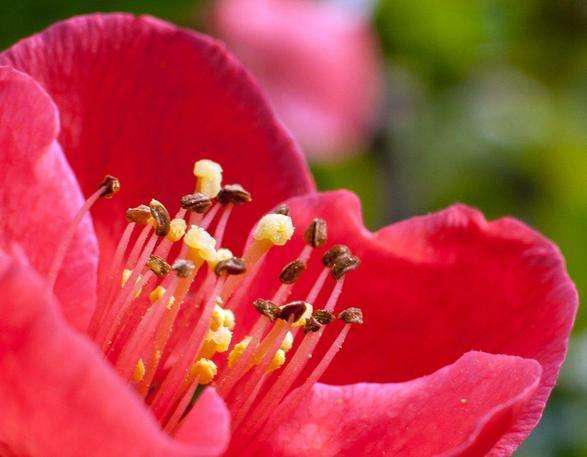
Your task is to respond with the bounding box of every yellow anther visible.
[133,359,146,382]
[267,349,286,372]
[208,248,233,269]
[253,214,294,246]
[223,309,236,330]
[167,218,187,242]
[149,286,166,303]
[210,304,226,331]
[184,225,217,261]
[281,331,294,352]
[200,326,233,358]
[190,358,217,385]
[292,302,313,328]
[228,336,251,368]
[193,159,223,198]
[121,269,143,298]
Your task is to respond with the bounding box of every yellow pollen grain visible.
[121,269,133,286]
[210,304,226,331]
[166,296,176,311]
[208,248,233,269]
[190,358,217,385]
[167,218,187,242]
[223,309,235,330]
[267,349,286,372]
[200,327,233,358]
[292,303,313,328]
[253,214,294,246]
[281,331,294,352]
[149,286,166,303]
[184,225,217,261]
[228,336,251,368]
[193,159,223,198]
[133,359,146,382]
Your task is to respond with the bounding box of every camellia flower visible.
[0,13,578,457]
[214,0,384,161]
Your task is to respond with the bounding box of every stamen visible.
[193,159,223,198]
[215,257,246,276]
[125,204,152,224]
[47,176,119,290]
[150,199,171,237]
[253,299,280,321]
[146,255,171,278]
[303,218,327,248]
[217,184,252,205]
[180,193,213,213]
[279,260,306,284]
[322,244,351,267]
[273,204,290,215]
[331,254,360,280]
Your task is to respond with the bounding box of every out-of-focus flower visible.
[0,13,578,457]
[215,0,384,161]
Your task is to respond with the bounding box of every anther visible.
[217,184,252,205]
[278,301,311,324]
[194,159,223,198]
[331,254,360,280]
[322,244,351,267]
[304,218,327,248]
[254,299,280,321]
[273,204,290,216]
[100,175,121,198]
[125,204,152,224]
[253,214,294,246]
[339,307,364,324]
[147,255,171,277]
[304,316,322,333]
[149,199,171,237]
[215,257,246,276]
[312,309,335,325]
[180,193,213,213]
[172,259,196,278]
[279,260,306,284]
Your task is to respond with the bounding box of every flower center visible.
[49,160,363,449]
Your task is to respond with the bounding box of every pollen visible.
[200,326,233,358]
[253,214,294,246]
[167,218,187,242]
[166,296,176,311]
[190,358,217,385]
[149,286,166,303]
[209,248,233,269]
[280,331,294,352]
[228,336,251,368]
[193,159,223,198]
[267,349,286,372]
[121,269,143,298]
[210,304,226,331]
[223,309,235,330]
[133,358,146,382]
[184,225,217,261]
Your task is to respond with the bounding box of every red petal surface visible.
[0,66,98,331]
[241,190,577,454]
[0,13,313,257]
[0,252,229,457]
[215,0,383,159]
[260,352,541,456]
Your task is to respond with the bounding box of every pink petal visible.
[215,0,384,159]
[0,13,314,256]
[0,251,229,456]
[260,352,541,456]
[240,190,577,453]
[0,66,98,331]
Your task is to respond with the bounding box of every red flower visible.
[214,0,384,161]
[0,13,577,457]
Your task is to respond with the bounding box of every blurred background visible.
[1,0,584,454]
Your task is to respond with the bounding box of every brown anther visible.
[180,193,212,213]
[304,316,322,333]
[312,310,335,325]
[99,175,120,198]
[253,299,280,321]
[149,199,171,237]
[322,244,351,267]
[217,184,252,205]
[339,307,363,324]
[172,259,196,278]
[147,255,171,278]
[273,204,290,216]
[125,204,152,224]
[304,218,327,248]
[279,260,306,284]
[331,254,360,280]
[278,301,309,323]
[215,257,246,276]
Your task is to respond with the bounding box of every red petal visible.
[260,352,541,456]
[215,0,384,159]
[240,190,577,453]
[0,13,314,255]
[0,66,98,331]
[0,252,229,456]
